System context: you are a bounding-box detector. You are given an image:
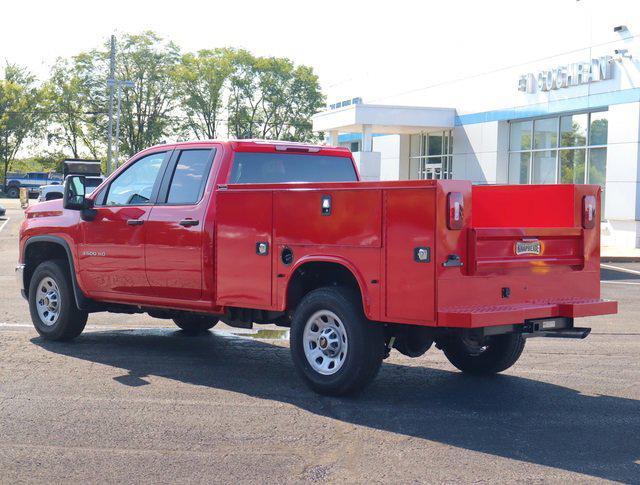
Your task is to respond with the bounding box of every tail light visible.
[582,195,596,229]
[447,192,464,230]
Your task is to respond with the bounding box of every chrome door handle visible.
[179,219,199,227]
[127,219,144,226]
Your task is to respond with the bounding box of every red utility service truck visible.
[17,140,617,395]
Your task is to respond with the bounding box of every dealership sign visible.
[518,56,613,93]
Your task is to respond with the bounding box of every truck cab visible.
[16,140,617,395]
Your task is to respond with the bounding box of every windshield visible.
[229,152,357,184]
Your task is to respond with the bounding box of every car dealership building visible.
[312,24,640,250]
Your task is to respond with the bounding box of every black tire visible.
[7,186,19,198]
[172,314,218,333]
[28,260,88,341]
[441,333,526,375]
[290,287,385,396]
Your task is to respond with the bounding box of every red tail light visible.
[447,192,464,230]
[582,195,596,229]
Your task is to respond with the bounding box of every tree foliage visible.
[227,51,324,141]
[1,31,326,180]
[173,48,234,140]
[0,64,47,185]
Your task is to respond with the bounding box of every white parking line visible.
[600,263,640,276]
[601,280,640,286]
[0,218,10,233]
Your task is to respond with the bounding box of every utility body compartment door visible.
[384,188,436,323]
[215,190,273,308]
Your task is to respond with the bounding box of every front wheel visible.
[28,260,88,341]
[7,186,19,198]
[290,287,385,396]
[441,333,525,375]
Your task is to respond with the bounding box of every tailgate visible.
[435,182,609,327]
[468,227,584,274]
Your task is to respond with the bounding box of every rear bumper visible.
[438,299,618,328]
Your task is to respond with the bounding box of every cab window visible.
[104,152,166,206]
[229,152,357,184]
[165,149,215,204]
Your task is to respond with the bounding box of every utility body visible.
[17,140,617,395]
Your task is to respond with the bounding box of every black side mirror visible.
[63,175,96,221]
[63,176,87,210]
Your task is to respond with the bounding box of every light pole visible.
[113,80,135,168]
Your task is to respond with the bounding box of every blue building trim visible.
[334,88,640,141]
[455,87,640,125]
[338,133,387,143]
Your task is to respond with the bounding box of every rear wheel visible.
[7,186,19,198]
[172,314,218,333]
[441,333,525,375]
[290,287,385,396]
[28,260,88,341]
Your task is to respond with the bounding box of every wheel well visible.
[24,242,70,291]
[286,262,363,311]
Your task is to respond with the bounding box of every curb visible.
[601,256,640,263]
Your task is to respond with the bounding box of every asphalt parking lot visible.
[0,197,639,483]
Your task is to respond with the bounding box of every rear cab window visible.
[229,152,357,184]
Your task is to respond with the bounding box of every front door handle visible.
[127,219,144,226]
[179,219,199,227]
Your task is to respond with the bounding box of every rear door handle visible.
[127,219,144,226]
[179,219,199,227]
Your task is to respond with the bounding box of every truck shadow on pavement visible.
[33,329,639,483]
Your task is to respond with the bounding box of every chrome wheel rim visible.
[36,277,61,326]
[303,310,348,375]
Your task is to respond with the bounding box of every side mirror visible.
[63,176,87,210]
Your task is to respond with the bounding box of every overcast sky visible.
[1,0,638,104]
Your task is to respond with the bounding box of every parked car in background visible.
[37,159,103,202]
[39,176,104,202]
[0,203,5,217]
[3,172,62,198]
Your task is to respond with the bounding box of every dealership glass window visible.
[534,117,558,149]
[560,113,587,147]
[409,131,453,180]
[589,112,608,145]
[508,110,607,187]
[559,148,586,184]
[532,150,556,184]
[508,152,530,184]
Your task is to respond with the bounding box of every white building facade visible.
[312,24,640,250]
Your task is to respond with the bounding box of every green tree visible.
[74,32,181,161]
[228,51,324,141]
[173,48,234,139]
[0,64,47,188]
[47,58,104,159]
[116,32,181,156]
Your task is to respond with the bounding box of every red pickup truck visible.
[17,140,617,395]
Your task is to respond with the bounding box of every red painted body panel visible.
[215,190,274,308]
[78,205,151,296]
[383,187,436,322]
[18,140,616,330]
[145,204,206,300]
[274,189,382,247]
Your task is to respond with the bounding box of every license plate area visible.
[515,240,541,256]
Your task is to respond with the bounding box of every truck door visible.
[78,150,170,296]
[144,147,217,300]
[215,189,273,309]
[384,187,436,322]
